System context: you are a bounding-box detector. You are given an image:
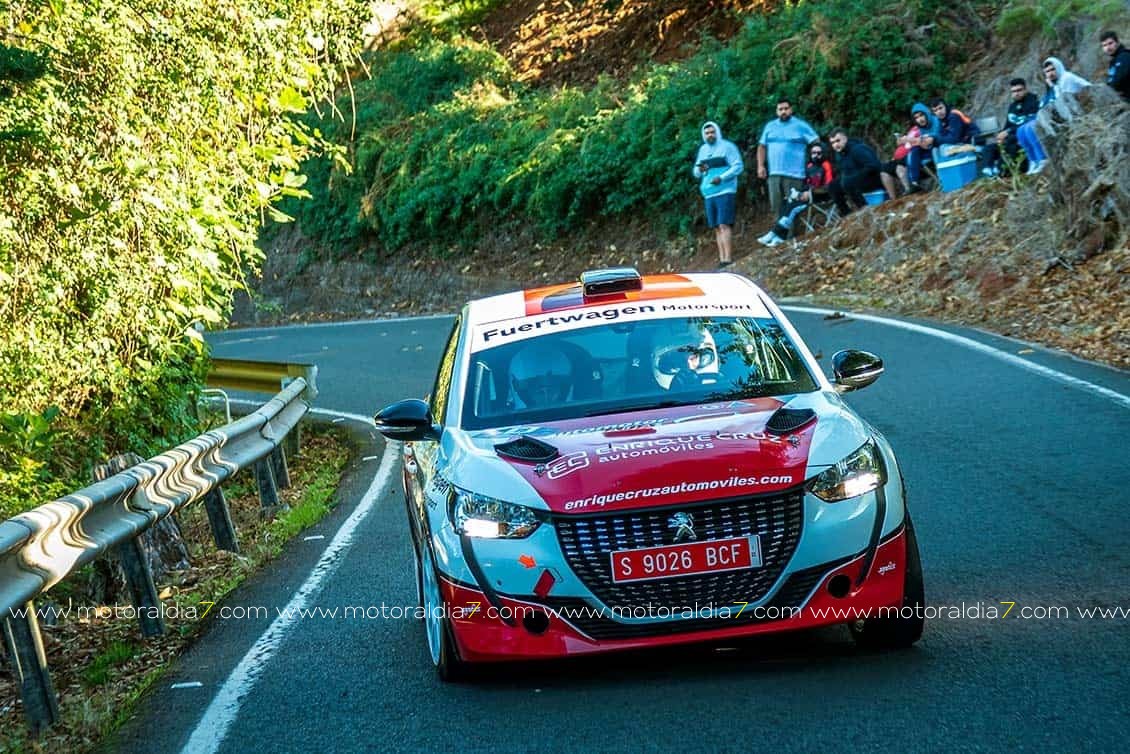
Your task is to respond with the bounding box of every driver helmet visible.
[651,324,719,390]
[509,342,573,408]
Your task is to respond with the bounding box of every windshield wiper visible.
[583,400,683,417]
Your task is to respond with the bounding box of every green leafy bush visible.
[0,0,368,515]
[294,0,996,254]
[996,0,1128,41]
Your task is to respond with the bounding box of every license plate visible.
[610,536,762,584]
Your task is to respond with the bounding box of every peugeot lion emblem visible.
[668,512,697,543]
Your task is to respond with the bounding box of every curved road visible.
[108,308,1130,752]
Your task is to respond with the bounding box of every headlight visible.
[452,488,541,539]
[807,439,887,502]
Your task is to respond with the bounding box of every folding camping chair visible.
[800,192,840,234]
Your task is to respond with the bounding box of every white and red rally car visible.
[375,268,924,679]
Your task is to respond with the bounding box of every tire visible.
[851,513,926,650]
[419,544,471,682]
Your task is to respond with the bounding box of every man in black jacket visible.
[982,78,1041,176]
[827,128,882,215]
[1101,30,1130,100]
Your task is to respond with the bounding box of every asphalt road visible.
[106,308,1130,753]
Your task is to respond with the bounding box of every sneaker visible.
[760,233,783,248]
[717,260,734,269]
[757,231,776,245]
[1027,160,1046,175]
[906,182,924,194]
[981,166,999,177]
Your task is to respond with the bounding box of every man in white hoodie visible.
[1015,56,1091,174]
[692,121,744,268]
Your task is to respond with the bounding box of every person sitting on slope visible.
[758,141,835,247]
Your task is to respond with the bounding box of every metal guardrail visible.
[0,363,313,736]
[207,357,318,401]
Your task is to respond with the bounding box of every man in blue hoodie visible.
[879,103,938,195]
[693,121,744,267]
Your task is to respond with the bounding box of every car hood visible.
[446,393,871,514]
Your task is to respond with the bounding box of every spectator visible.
[982,78,1040,177]
[827,128,883,215]
[880,103,938,196]
[757,142,834,247]
[1015,57,1091,174]
[1101,30,1130,100]
[756,98,820,218]
[692,121,744,268]
[928,97,978,157]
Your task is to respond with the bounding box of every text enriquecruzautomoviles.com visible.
[10,601,1130,624]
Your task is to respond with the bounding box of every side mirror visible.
[374,399,440,441]
[831,350,884,392]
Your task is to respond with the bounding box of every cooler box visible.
[863,190,886,205]
[936,154,978,192]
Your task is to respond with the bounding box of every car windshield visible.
[461,315,819,430]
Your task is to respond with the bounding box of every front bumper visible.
[441,526,909,662]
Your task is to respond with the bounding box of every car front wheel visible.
[419,544,471,681]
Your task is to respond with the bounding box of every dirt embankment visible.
[471,0,774,87]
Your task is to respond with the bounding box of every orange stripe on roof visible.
[523,274,704,316]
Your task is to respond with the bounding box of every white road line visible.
[782,305,1130,410]
[209,312,453,338]
[307,407,375,426]
[180,428,397,754]
[211,335,279,345]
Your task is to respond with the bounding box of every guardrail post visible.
[285,423,301,459]
[202,487,240,553]
[255,457,284,514]
[114,536,166,637]
[270,446,291,489]
[2,600,60,735]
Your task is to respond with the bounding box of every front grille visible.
[553,487,805,616]
[541,558,846,640]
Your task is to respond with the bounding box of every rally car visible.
[374,268,924,679]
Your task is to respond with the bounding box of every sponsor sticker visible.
[544,450,590,479]
[563,474,796,511]
[471,301,771,352]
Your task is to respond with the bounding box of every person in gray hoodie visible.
[693,121,744,267]
[1015,56,1091,174]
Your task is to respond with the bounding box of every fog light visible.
[828,574,852,599]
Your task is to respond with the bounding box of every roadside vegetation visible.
[0,425,352,754]
[0,0,369,516]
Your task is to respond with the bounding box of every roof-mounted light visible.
[580,267,643,298]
